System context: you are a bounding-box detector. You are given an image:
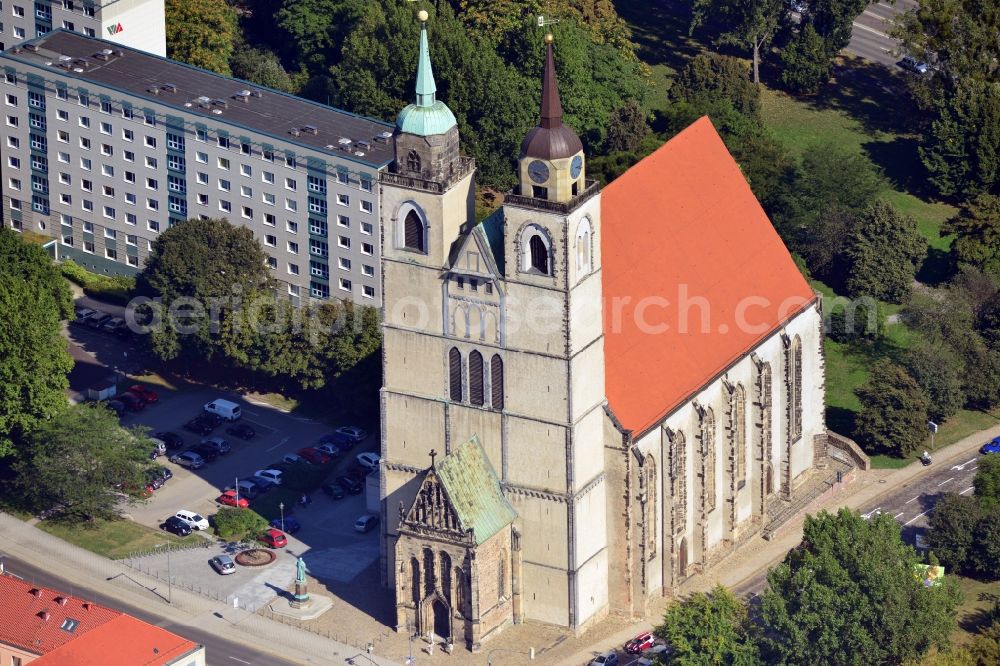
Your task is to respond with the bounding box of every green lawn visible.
[38,517,200,559]
[951,575,1000,647]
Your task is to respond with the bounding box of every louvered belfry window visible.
[404,210,425,252]
[469,351,485,406]
[491,355,504,410]
[529,234,549,274]
[449,348,462,401]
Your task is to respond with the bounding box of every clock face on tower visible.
[570,155,583,179]
[528,160,550,184]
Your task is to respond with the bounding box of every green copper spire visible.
[396,11,457,137]
[415,19,436,107]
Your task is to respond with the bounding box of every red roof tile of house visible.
[33,614,200,665]
[601,117,816,435]
[0,573,120,656]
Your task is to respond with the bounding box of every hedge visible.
[60,260,135,305]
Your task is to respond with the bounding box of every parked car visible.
[270,516,301,534]
[104,400,125,417]
[334,426,367,443]
[298,447,332,465]
[356,452,380,471]
[260,528,288,549]
[625,631,656,654]
[168,450,205,469]
[336,475,363,495]
[147,475,165,490]
[354,514,378,533]
[117,393,145,412]
[318,431,354,449]
[216,489,249,508]
[322,482,345,500]
[161,516,192,537]
[900,55,929,75]
[209,554,236,575]
[173,510,209,531]
[204,399,242,421]
[128,385,158,404]
[588,652,619,666]
[154,431,185,450]
[149,437,167,458]
[316,442,345,458]
[101,317,127,335]
[254,469,283,486]
[73,307,96,325]
[200,436,231,455]
[183,416,217,435]
[86,311,112,329]
[232,479,263,500]
[981,437,1000,455]
[148,466,172,484]
[191,443,220,463]
[226,423,256,440]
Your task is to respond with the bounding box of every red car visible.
[624,631,656,654]
[260,528,287,548]
[297,447,332,465]
[128,385,159,404]
[216,490,249,508]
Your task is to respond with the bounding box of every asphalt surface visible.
[733,452,988,598]
[0,553,298,666]
[845,0,918,68]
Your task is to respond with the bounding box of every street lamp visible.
[279,501,285,532]
[154,543,172,604]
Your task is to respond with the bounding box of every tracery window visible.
[406,150,421,173]
[701,408,716,512]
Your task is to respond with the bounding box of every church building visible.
[379,13,835,651]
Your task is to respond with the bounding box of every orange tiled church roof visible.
[601,117,816,435]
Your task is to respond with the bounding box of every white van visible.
[204,399,241,421]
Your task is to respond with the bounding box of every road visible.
[734,452,986,598]
[0,553,298,666]
[845,0,918,68]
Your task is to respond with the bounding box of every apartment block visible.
[0,1,165,55]
[0,30,393,305]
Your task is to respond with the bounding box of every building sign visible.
[914,564,944,588]
[107,23,124,36]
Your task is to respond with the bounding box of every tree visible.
[604,100,649,153]
[275,0,368,72]
[759,509,962,665]
[13,404,153,520]
[903,344,965,420]
[947,195,1000,280]
[927,493,983,572]
[691,0,787,84]
[855,360,930,457]
[165,0,239,76]
[844,200,925,303]
[808,0,869,52]
[229,46,295,93]
[828,298,885,345]
[969,504,1000,578]
[671,53,761,122]
[655,584,760,665]
[974,454,1000,511]
[892,0,1000,84]
[779,23,833,94]
[136,218,274,364]
[213,506,269,541]
[0,229,73,458]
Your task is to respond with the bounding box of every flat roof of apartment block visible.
[4,30,396,169]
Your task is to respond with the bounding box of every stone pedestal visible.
[290,581,309,609]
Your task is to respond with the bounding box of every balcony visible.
[380,156,475,194]
[504,180,599,215]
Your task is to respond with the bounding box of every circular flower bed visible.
[235,548,276,567]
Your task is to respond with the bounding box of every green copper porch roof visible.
[435,436,516,545]
[396,20,457,137]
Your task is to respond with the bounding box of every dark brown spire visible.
[540,36,563,129]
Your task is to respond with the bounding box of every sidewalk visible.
[0,512,399,666]
[554,423,999,666]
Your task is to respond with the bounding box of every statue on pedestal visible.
[291,556,310,608]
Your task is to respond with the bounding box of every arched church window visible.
[701,408,716,513]
[490,355,504,410]
[498,549,507,599]
[529,234,550,274]
[411,557,421,605]
[672,431,687,535]
[406,150,421,173]
[469,350,484,406]
[576,219,592,277]
[788,335,803,442]
[732,384,747,485]
[440,552,452,605]
[423,548,435,596]
[454,567,465,614]
[404,210,425,253]
[448,348,462,402]
[645,455,656,559]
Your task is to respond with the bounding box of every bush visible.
[60,260,134,305]
[827,300,885,345]
[212,507,268,541]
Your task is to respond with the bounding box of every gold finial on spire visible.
[544,32,554,44]
[417,9,429,22]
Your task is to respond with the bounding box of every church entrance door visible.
[432,599,450,641]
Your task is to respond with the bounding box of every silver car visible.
[209,554,236,575]
[200,436,231,455]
